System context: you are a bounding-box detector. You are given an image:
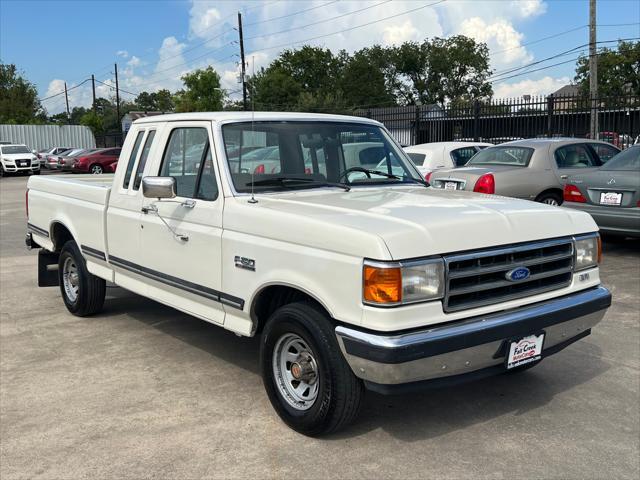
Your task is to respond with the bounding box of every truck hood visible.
[228,186,598,260]
[431,165,523,190]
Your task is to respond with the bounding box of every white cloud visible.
[511,0,547,18]
[42,0,558,112]
[458,17,532,69]
[493,75,570,98]
[382,20,420,46]
[127,56,141,67]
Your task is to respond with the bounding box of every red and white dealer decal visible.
[507,334,545,369]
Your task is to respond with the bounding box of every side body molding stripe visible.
[81,245,106,261]
[108,254,245,310]
[27,223,49,238]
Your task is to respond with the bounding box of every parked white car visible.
[25,112,611,435]
[404,141,493,178]
[0,144,39,176]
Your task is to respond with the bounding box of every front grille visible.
[17,159,31,167]
[443,237,574,312]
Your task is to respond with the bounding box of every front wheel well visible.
[250,285,331,335]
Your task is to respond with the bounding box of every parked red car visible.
[70,148,121,174]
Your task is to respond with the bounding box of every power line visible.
[244,0,339,27]
[490,22,639,57]
[248,0,448,55]
[244,0,392,41]
[39,78,91,103]
[488,37,639,80]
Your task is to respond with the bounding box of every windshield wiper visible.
[339,166,401,181]
[247,177,351,191]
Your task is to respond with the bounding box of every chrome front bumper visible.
[335,286,611,393]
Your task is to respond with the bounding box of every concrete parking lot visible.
[1,173,639,479]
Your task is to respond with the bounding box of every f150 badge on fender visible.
[234,256,256,271]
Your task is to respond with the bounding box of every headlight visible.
[574,234,601,271]
[363,258,444,306]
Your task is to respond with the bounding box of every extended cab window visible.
[133,130,156,190]
[123,131,144,189]
[159,127,216,200]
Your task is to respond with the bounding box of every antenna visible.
[248,55,258,204]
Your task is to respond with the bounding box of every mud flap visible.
[38,250,60,287]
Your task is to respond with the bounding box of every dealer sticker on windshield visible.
[506,333,545,369]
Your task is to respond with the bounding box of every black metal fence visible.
[95,132,124,148]
[356,94,640,148]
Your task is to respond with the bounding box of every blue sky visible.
[1,0,639,114]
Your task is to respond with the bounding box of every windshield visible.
[601,146,640,171]
[221,121,422,193]
[1,145,30,154]
[467,146,533,167]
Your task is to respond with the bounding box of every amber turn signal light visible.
[363,265,402,304]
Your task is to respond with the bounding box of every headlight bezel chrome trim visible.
[363,256,445,308]
[573,232,601,272]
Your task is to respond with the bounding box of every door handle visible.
[142,204,158,214]
[181,199,196,209]
[560,175,568,180]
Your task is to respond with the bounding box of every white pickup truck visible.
[25,112,611,435]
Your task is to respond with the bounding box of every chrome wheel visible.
[272,333,319,411]
[90,165,103,174]
[62,256,79,302]
[542,198,560,206]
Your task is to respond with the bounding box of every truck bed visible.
[27,174,113,264]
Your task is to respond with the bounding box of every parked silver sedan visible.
[562,145,639,238]
[429,138,620,205]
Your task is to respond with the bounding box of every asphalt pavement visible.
[1,173,638,479]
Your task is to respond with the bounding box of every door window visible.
[159,127,215,199]
[133,131,156,190]
[122,131,145,189]
[590,144,619,164]
[450,147,478,167]
[555,144,598,168]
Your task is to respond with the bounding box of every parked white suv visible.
[0,144,39,176]
[25,112,611,435]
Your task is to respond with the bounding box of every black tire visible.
[33,170,41,175]
[260,302,363,436]
[58,240,106,316]
[536,191,563,206]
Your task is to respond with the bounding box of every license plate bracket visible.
[506,332,545,369]
[599,191,622,206]
[444,181,458,190]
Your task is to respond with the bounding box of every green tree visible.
[79,110,104,135]
[574,40,640,97]
[390,36,492,106]
[134,89,174,111]
[339,48,396,109]
[174,67,225,112]
[0,63,45,123]
[249,46,342,111]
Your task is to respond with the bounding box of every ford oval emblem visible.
[506,267,530,282]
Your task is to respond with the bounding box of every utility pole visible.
[589,0,598,139]
[114,63,121,126]
[238,12,247,111]
[91,74,96,113]
[64,82,71,124]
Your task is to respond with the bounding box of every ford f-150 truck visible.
[25,112,611,435]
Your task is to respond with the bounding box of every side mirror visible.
[142,176,177,199]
